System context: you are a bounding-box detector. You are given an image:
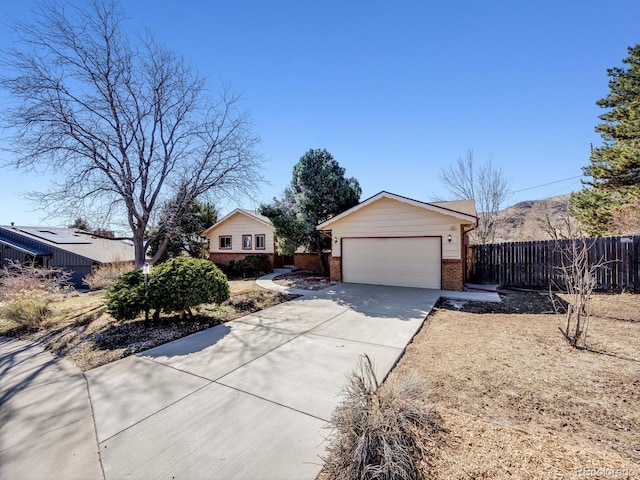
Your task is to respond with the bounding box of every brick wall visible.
[209,252,275,272]
[442,259,463,290]
[329,256,342,282]
[293,253,331,273]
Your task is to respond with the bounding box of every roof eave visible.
[316,191,477,229]
[201,208,273,237]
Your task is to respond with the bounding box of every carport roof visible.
[316,191,477,229]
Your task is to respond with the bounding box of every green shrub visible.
[106,258,230,321]
[148,257,229,317]
[0,290,52,331]
[219,254,271,278]
[241,255,271,276]
[105,269,146,321]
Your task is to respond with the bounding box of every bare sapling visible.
[550,238,603,349]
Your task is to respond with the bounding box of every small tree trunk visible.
[133,229,147,268]
[316,235,327,276]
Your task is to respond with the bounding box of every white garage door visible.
[342,237,441,289]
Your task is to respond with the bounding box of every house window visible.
[242,235,252,250]
[255,234,266,250]
[219,236,232,249]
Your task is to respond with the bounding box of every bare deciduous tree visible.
[0,1,261,267]
[533,202,582,240]
[440,150,509,244]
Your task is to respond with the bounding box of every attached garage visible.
[342,237,441,288]
[317,191,477,290]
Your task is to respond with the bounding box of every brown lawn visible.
[388,290,640,479]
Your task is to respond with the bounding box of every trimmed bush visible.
[105,258,230,321]
[105,269,146,321]
[148,257,229,316]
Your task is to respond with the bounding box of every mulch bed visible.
[273,270,337,291]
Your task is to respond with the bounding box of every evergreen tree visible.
[148,198,218,262]
[260,149,361,274]
[69,217,92,231]
[571,44,640,235]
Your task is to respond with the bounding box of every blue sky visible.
[1,1,639,226]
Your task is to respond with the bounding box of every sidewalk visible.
[0,338,103,480]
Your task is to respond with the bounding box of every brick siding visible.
[442,259,464,290]
[293,252,331,273]
[329,256,342,282]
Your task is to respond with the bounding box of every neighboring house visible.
[0,225,135,288]
[202,209,282,272]
[316,191,477,290]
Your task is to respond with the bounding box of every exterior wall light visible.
[447,234,452,243]
[334,237,338,244]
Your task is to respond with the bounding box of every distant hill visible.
[492,194,578,242]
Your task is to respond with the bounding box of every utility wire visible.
[508,175,583,194]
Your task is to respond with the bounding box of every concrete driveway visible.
[86,283,441,480]
[1,281,500,480]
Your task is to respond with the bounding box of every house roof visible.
[0,226,135,263]
[430,199,478,218]
[201,208,273,237]
[316,191,478,230]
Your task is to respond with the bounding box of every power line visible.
[508,175,584,194]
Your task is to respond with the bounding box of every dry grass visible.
[227,278,267,295]
[323,355,440,480]
[83,261,134,290]
[387,291,640,479]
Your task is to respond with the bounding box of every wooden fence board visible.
[467,235,640,291]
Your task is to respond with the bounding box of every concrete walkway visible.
[255,268,320,296]
[0,279,500,480]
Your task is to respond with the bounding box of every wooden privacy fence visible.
[467,235,640,291]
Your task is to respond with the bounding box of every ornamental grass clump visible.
[323,355,438,480]
[0,260,71,331]
[1,290,52,331]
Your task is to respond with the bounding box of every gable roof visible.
[316,191,478,230]
[201,208,273,237]
[0,226,135,263]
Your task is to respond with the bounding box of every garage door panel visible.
[342,237,441,289]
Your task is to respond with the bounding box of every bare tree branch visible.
[440,150,509,244]
[1,0,261,266]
